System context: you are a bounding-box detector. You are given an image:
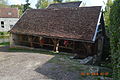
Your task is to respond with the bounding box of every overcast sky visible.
[8,0,107,9]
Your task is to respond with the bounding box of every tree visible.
[104,0,113,27]
[36,0,49,9]
[35,0,64,9]
[54,0,63,3]
[23,0,31,12]
[0,0,7,4]
[11,4,24,16]
[0,0,9,8]
[109,0,120,79]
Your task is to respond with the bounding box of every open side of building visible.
[9,6,106,59]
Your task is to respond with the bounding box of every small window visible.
[8,12,12,15]
[1,21,4,24]
[10,25,13,28]
[1,21,4,28]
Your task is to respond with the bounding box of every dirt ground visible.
[0,52,54,80]
[0,46,83,80]
[0,46,112,80]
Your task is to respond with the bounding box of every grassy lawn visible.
[0,32,9,35]
[0,42,10,47]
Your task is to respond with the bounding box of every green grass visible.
[0,32,9,39]
[0,42,10,47]
[9,48,51,53]
[48,55,91,72]
[0,32,9,34]
[0,36,9,39]
[0,32,9,35]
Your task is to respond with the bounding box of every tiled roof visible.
[0,8,19,18]
[47,1,82,8]
[10,6,102,42]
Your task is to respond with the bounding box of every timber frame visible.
[10,7,106,59]
[10,13,105,59]
[10,32,103,59]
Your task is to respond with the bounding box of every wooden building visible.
[9,5,106,59]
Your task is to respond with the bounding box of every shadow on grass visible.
[34,54,111,80]
[34,54,87,80]
[34,55,113,80]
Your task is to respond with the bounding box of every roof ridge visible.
[51,1,82,4]
[28,6,102,11]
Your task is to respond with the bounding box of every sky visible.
[8,0,38,8]
[8,0,107,9]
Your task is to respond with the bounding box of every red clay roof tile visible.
[0,8,19,18]
[10,6,102,42]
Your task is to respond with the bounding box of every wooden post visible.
[97,36,104,56]
[19,34,22,41]
[10,33,14,47]
[39,37,43,47]
[52,38,59,53]
[56,40,59,53]
[29,36,33,47]
[72,41,75,53]
[84,43,92,55]
[52,38,56,51]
